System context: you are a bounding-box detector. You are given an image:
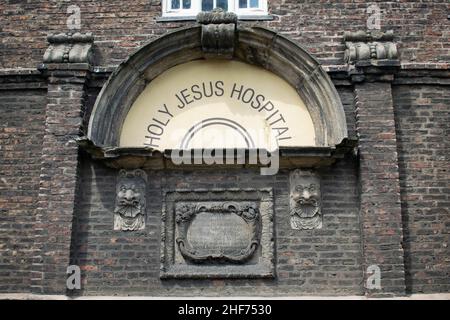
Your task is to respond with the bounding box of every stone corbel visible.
[43,32,94,64]
[344,30,398,66]
[196,8,237,59]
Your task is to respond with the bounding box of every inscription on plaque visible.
[160,189,275,279]
[175,202,260,264]
[187,212,251,254]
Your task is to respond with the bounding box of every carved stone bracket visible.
[114,169,147,231]
[43,32,94,63]
[344,30,398,66]
[196,8,237,59]
[289,170,322,230]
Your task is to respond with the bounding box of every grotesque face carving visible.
[114,170,147,231]
[289,170,322,230]
[116,182,142,218]
[291,183,320,218]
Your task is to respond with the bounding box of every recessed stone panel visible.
[160,189,275,279]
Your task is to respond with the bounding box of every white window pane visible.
[165,0,267,16]
[202,0,213,11]
[183,0,191,9]
[171,0,180,10]
[217,0,228,10]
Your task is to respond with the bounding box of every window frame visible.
[234,0,267,16]
[161,0,268,18]
[162,0,200,18]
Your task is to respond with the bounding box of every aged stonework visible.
[0,1,448,298]
[344,30,398,65]
[289,170,322,230]
[197,8,237,59]
[43,33,94,64]
[161,189,275,279]
[175,202,260,264]
[114,169,147,231]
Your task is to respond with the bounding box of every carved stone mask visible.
[291,183,320,218]
[289,170,322,230]
[114,169,147,231]
[115,182,142,218]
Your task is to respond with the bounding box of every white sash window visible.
[162,0,268,18]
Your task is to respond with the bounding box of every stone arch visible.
[87,25,348,151]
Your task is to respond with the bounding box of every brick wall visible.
[70,154,362,296]
[0,0,448,68]
[354,81,406,296]
[31,65,89,294]
[393,84,450,293]
[0,89,47,292]
[337,85,357,138]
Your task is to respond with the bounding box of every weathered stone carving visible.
[175,202,260,264]
[43,32,93,63]
[114,169,147,231]
[161,189,274,279]
[197,8,237,59]
[344,30,398,64]
[289,170,322,230]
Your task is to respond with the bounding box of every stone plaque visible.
[161,189,274,279]
[176,202,260,263]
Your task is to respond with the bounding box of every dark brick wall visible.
[0,0,448,68]
[354,81,406,296]
[393,84,450,294]
[337,85,357,138]
[0,89,47,292]
[70,154,362,296]
[32,66,89,294]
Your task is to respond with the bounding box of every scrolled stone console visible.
[344,30,398,66]
[197,8,237,59]
[43,32,94,64]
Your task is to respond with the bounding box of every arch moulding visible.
[83,18,353,169]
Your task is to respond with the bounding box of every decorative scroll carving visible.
[196,8,237,59]
[344,30,398,64]
[114,169,147,231]
[160,189,275,279]
[43,32,93,63]
[175,202,260,264]
[289,170,322,230]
